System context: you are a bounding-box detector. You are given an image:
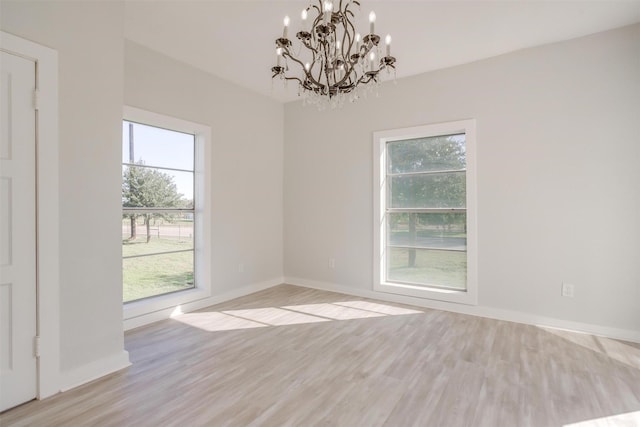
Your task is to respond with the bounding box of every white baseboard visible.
[285,276,640,344]
[123,277,284,331]
[60,350,131,392]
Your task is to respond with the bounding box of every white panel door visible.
[0,51,37,411]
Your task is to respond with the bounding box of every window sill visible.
[123,286,211,321]
[374,281,477,305]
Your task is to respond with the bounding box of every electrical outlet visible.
[561,283,575,298]
[328,258,335,269]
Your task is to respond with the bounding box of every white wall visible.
[0,0,128,377]
[284,24,640,335]
[124,41,284,297]
[0,0,284,391]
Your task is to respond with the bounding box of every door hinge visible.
[33,89,40,111]
[34,336,41,358]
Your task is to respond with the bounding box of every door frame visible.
[1,31,60,399]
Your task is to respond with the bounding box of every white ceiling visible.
[124,1,640,103]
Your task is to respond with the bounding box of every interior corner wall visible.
[124,40,284,296]
[0,0,128,375]
[283,24,640,334]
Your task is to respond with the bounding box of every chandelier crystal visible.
[271,0,397,108]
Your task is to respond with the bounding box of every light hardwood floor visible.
[2,284,639,426]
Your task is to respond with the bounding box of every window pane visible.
[122,214,194,256]
[387,247,466,290]
[122,121,194,170]
[389,172,466,209]
[123,251,194,303]
[387,134,465,174]
[388,212,466,250]
[122,165,194,208]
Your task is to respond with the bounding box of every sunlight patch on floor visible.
[173,311,268,331]
[564,410,640,426]
[332,300,423,315]
[282,303,387,320]
[223,307,331,326]
[172,301,423,332]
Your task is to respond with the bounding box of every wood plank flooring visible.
[2,284,639,426]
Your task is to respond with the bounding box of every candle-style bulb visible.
[283,16,290,38]
[369,11,376,34]
[323,1,333,24]
[385,34,391,56]
[305,62,311,72]
[324,1,333,12]
[301,9,307,20]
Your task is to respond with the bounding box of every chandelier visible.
[271,0,396,108]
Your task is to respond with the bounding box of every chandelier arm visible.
[337,40,354,87]
[284,52,324,91]
[310,48,319,73]
[283,76,304,86]
[294,38,320,86]
[356,72,376,86]
[306,73,324,91]
[339,58,359,87]
[342,0,358,16]
[302,65,325,91]
[312,10,322,29]
[321,41,334,94]
[341,21,350,60]
[337,53,356,87]
[284,52,308,73]
[340,3,362,91]
[312,1,321,15]
[310,12,323,52]
[317,40,329,86]
[301,37,319,54]
[343,0,359,51]
[344,9,356,46]
[340,13,359,87]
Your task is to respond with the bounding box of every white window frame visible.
[122,106,211,320]
[373,120,477,305]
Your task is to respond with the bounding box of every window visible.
[122,107,211,316]
[122,121,195,302]
[373,120,477,305]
